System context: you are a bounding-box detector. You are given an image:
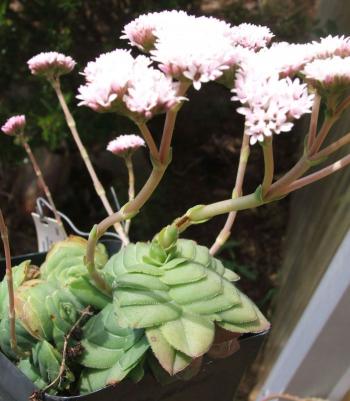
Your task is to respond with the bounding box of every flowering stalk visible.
[266,113,339,199]
[261,136,274,195]
[21,139,65,232]
[284,153,350,192]
[137,123,160,162]
[124,155,135,235]
[174,136,350,233]
[50,78,129,245]
[86,154,170,294]
[310,131,350,160]
[210,133,250,255]
[159,81,191,163]
[307,94,321,150]
[0,210,17,354]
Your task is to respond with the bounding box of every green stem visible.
[210,133,250,255]
[85,159,169,293]
[175,193,263,233]
[261,136,274,196]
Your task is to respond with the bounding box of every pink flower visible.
[27,52,76,79]
[312,35,350,59]
[77,50,182,120]
[253,42,315,77]
[151,16,244,90]
[1,115,26,136]
[107,134,145,156]
[302,56,350,89]
[229,23,274,50]
[122,10,192,52]
[233,69,314,145]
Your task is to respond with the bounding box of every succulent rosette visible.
[40,236,110,310]
[17,341,75,393]
[78,303,149,393]
[103,227,270,375]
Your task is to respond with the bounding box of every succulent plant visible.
[79,303,149,393]
[41,236,110,310]
[103,229,270,375]
[14,279,83,346]
[0,233,269,395]
[17,341,75,393]
[0,260,39,321]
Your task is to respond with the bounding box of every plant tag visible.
[31,212,67,252]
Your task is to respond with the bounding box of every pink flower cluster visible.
[233,69,314,144]
[107,134,145,156]
[122,11,269,90]
[303,56,350,89]
[229,23,274,50]
[122,10,191,51]
[250,35,350,80]
[77,50,182,120]
[28,52,76,79]
[1,115,26,136]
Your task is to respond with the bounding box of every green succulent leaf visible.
[79,303,145,369]
[32,341,74,391]
[146,327,193,375]
[0,316,37,359]
[17,358,49,391]
[0,260,39,320]
[79,335,149,393]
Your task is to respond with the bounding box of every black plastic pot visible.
[0,241,268,401]
[0,331,267,401]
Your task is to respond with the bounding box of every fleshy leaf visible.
[160,313,215,357]
[146,327,192,375]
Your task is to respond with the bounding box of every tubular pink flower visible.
[77,50,182,120]
[233,68,314,145]
[303,56,350,90]
[27,52,76,79]
[229,23,274,50]
[1,115,26,136]
[107,134,145,156]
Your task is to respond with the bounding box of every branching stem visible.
[210,133,250,255]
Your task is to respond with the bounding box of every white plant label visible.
[32,212,67,252]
